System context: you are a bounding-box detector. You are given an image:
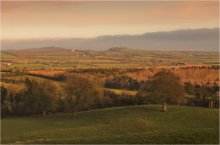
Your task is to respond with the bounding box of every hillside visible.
[22,46,68,51]
[108,47,130,52]
[2,28,219,51]
[1,105,219,144]
[6,48,86,57]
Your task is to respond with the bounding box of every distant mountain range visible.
[2,28,219,51]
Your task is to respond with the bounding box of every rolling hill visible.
[4,47,86,57]
[1,105,219,144]
[2,28,219,51]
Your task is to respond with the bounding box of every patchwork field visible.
[1,48,219,69]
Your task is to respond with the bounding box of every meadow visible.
[1,105,219,144]
[104,88,137,96]
[1,47,219,69]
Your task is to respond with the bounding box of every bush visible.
[105,75,141,90]
[103,90,138,107]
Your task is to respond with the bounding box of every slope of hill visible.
[1,105,219,144]
[108,47,130,52]
[23,46,67,51]
[2,28,219,51]
[6,48,86,57]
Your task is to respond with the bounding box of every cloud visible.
[1,1,219,39]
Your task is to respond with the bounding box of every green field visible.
[104,88,137,96]
[1,105,219,144]
[1,48,219,69]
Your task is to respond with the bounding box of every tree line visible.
[105,75,144,91]
[1,74,104,117]
[1,70,219,117]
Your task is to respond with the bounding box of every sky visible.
[1,1,219,40]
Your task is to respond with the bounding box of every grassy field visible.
[1,105,219,144]
[1,48,219,69]
[104,88,137,96]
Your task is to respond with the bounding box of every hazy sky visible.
[1,1,219,40]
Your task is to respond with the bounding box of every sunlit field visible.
[2,105,219,144]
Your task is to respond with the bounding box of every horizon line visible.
[2,27,219,41]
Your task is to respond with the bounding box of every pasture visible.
[1,48,219,69]
[104,88,137,96]
[1,105,219,144]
